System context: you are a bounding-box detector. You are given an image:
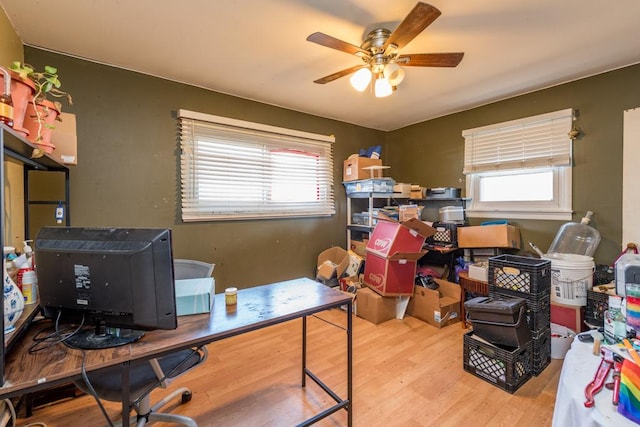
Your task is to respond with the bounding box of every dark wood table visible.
[0,278,353,426]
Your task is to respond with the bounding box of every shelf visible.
[410,197,471,202]
[4,303,40,352]
[347,224,374,233]
[1,124,68,171]
[345,192,398,199]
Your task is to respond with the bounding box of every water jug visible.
[547,211,601,257]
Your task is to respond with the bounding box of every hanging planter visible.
[23,99,60,153]
[0,69,36,137]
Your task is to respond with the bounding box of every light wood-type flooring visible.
[16,309,561,426]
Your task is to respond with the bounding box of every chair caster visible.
[181,390,192,404]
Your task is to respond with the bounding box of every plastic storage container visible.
[547,211,601,257]
[543,253,594,306]
[463,331,532,393]
[615,252,640,297]
[464,295,532,348]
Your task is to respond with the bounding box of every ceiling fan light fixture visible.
[374,75,393,98]
[383,63,405,86]
[350,68,372,92]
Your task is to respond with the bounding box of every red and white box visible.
[363,218,435,297]
[366,218,435,258]
[364,252,425,296]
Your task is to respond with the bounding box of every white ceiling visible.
[2,0,640,131]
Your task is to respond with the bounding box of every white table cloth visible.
[552,337,637,426]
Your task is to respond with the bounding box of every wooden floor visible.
[16,310,561,426]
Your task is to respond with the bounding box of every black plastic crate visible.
[463,331,532,394]
[488,255,551,295]
[426,222,458,246]
[585,289,609,327]
[532,328,551,376]
[593,264,615,286]
[489,286,551,334]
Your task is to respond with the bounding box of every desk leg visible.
[122,361,130,427]
[302,315,307,387]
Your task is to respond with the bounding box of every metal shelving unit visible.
[1,123,70,385]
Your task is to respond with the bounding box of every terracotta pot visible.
[23,99,60,153]
[0,71,36,137]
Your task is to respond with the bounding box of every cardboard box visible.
[355,287,396,324]
[410,186,426,200]
[468,262,489,282]
[399,205,423,222]
[363,251,424,296]
[51,112,78,165]
[345,250,364,277]
[349,239,367,258]
[366,218,436,258]
[407,278,461,328]
[457,225,521,249]
[175,277,215,316]
[393,183,412,198]
[316,246,350,281]
[343,157,383,181]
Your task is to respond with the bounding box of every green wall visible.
[3,2,635,286]
[23,47,384,292]
[386,65,640,265]
[0,8,22,67]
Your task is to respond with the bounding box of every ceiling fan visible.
[306,2,464,97]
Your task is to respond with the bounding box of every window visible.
[463,109,574,220]
[178,110,335,221]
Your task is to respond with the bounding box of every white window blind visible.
[462,108,574,174]
[178,109,335,221]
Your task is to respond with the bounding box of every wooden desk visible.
[1,278,353,426]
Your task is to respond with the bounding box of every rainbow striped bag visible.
[619,358,640,423]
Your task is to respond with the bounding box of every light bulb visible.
[350,68,372,92]
[383,63,405,86]
[374,77,393,98]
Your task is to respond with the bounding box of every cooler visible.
[465,295,532,348]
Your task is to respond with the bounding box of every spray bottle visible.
[547,211,601,257]
[23,240,34,269]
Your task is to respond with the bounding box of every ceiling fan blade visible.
[306,32,370,57]
[313,65,365,84]
[398,52,464,67]
[383,2,441,51]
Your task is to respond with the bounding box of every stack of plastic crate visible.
[487,254,552,376]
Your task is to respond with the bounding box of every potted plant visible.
[0,63,36,137]
[10,62,72,156]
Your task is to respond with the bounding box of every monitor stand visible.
[64,322,145,350]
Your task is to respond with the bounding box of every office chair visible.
[75,259,214,426]
[173,259,215,280]
[74,347,207,426]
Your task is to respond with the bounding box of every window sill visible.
[467,209,573,221]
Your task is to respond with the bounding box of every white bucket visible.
[543,253,594,306]
[551,323,576,359]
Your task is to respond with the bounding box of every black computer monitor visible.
[34,227,178,349]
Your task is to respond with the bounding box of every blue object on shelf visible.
[481,220,508,225]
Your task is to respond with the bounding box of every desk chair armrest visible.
[152,346,208,389]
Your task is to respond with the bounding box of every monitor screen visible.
[34,227,178,349]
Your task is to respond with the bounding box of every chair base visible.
[114,386,197,427]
